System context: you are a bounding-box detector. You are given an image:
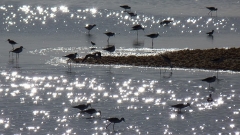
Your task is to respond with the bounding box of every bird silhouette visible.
[160,20,173,25]
[206,7,218,16]
[7,39,18,49]
[72,103,91,111]
[146,33,159,49]
[82,52,101,62]
[171,103,191,112]
[106,117,125,130]
[85,24,96,34]
[202,76,216,88]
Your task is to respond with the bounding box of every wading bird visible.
[160,20,173,26]
[131,24,144,39]
[106,117,125,130]
[103,45,115,53]
[81,108,101,118]
[202,76,216,88]
[72,103,91,111]
[104,32,115,43]
[120,5,131,12]
[206,30,214,36]
[10,46,24,59]
[82,52,101,62]
[63,53,78,72]
[85,24,96,34]
[171,103,191,112]
[206,7,217,16]
[127,12,137,18]
[146,33,159,49]
[7,39,17,49]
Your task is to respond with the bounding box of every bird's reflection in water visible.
[163,72,172,78]
[132,39,144,48]
[85,34,96,47]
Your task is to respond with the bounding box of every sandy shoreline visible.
[75,47,240,71]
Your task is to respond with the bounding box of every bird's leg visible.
[106,122,111,129]
[113,123,115,130]
[208,11,211,15]
[107,37,110,44]
[152,39,153,49]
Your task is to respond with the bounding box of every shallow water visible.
[0,1,240,134]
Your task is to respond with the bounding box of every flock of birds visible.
[5,4,220,131]
[72,103,125,130]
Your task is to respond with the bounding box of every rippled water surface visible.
[0,0,240,134]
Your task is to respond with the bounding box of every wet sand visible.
[75,47,240,71]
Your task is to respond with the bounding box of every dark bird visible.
[131,24,144,39]
[10,46,24,58]
[120,5,131,12]
[106,117,125,130]
[160,20,173,25]
[85,24,96,34]
[202,76,216,88]
[206,30,214,36]
[63,53,78,60]
[7,39,18,49]
[146,33,159,49]
[81,108,101,118]
[63,53,78,72]
[82,52,101,62]
[171,103,191,112]
[91,41,96,46]
[207,94,213,102]
[104,32,115,43]
[161,55,172,71]
[103,45,115,53]
[72,103,91,111]
[206,7,217,16]
[127,12,137,18]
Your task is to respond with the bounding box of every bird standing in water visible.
[72,103,91,111]
[85,24,96,34]
[63,53,78,72]
[202,76,216,88]
[7,39,18,49]
[206,7,218,16]
[106,117,125,130]
[171,103,191,112]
